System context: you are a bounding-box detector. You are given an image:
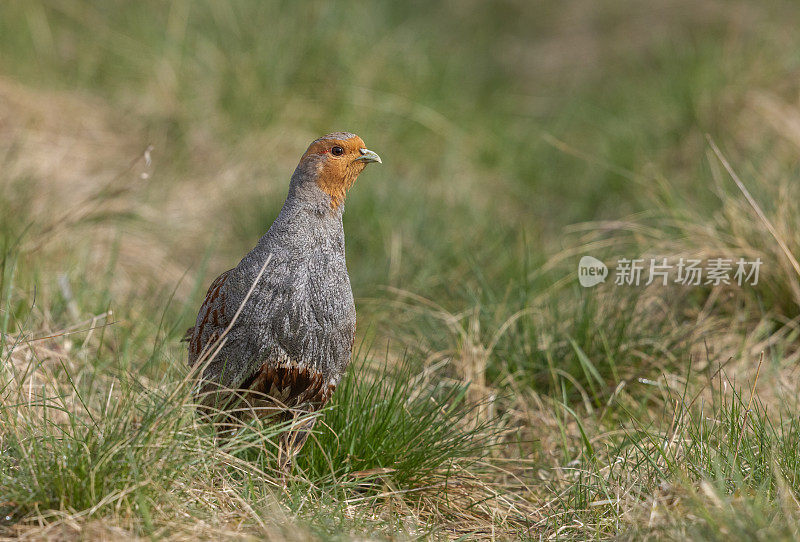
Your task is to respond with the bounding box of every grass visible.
[3,0,800,539]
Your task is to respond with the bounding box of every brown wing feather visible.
[187,268,233,366]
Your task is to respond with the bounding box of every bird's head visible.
[291,132,381,211]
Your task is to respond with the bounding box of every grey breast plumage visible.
[187,191,356,410]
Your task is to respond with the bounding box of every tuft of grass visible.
[297,355,499,487]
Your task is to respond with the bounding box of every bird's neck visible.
[243,167,348,268]
[258,191,345,254]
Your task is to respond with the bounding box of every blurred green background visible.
[4,0,800,414]
[4,0,800,427]
[5,0,797,305]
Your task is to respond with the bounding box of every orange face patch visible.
[302,135,369,209]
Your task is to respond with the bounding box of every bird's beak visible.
[356,148,382,164]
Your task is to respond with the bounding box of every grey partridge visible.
[185,132,381,478]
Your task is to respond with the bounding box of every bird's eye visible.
[331,146,344,156]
